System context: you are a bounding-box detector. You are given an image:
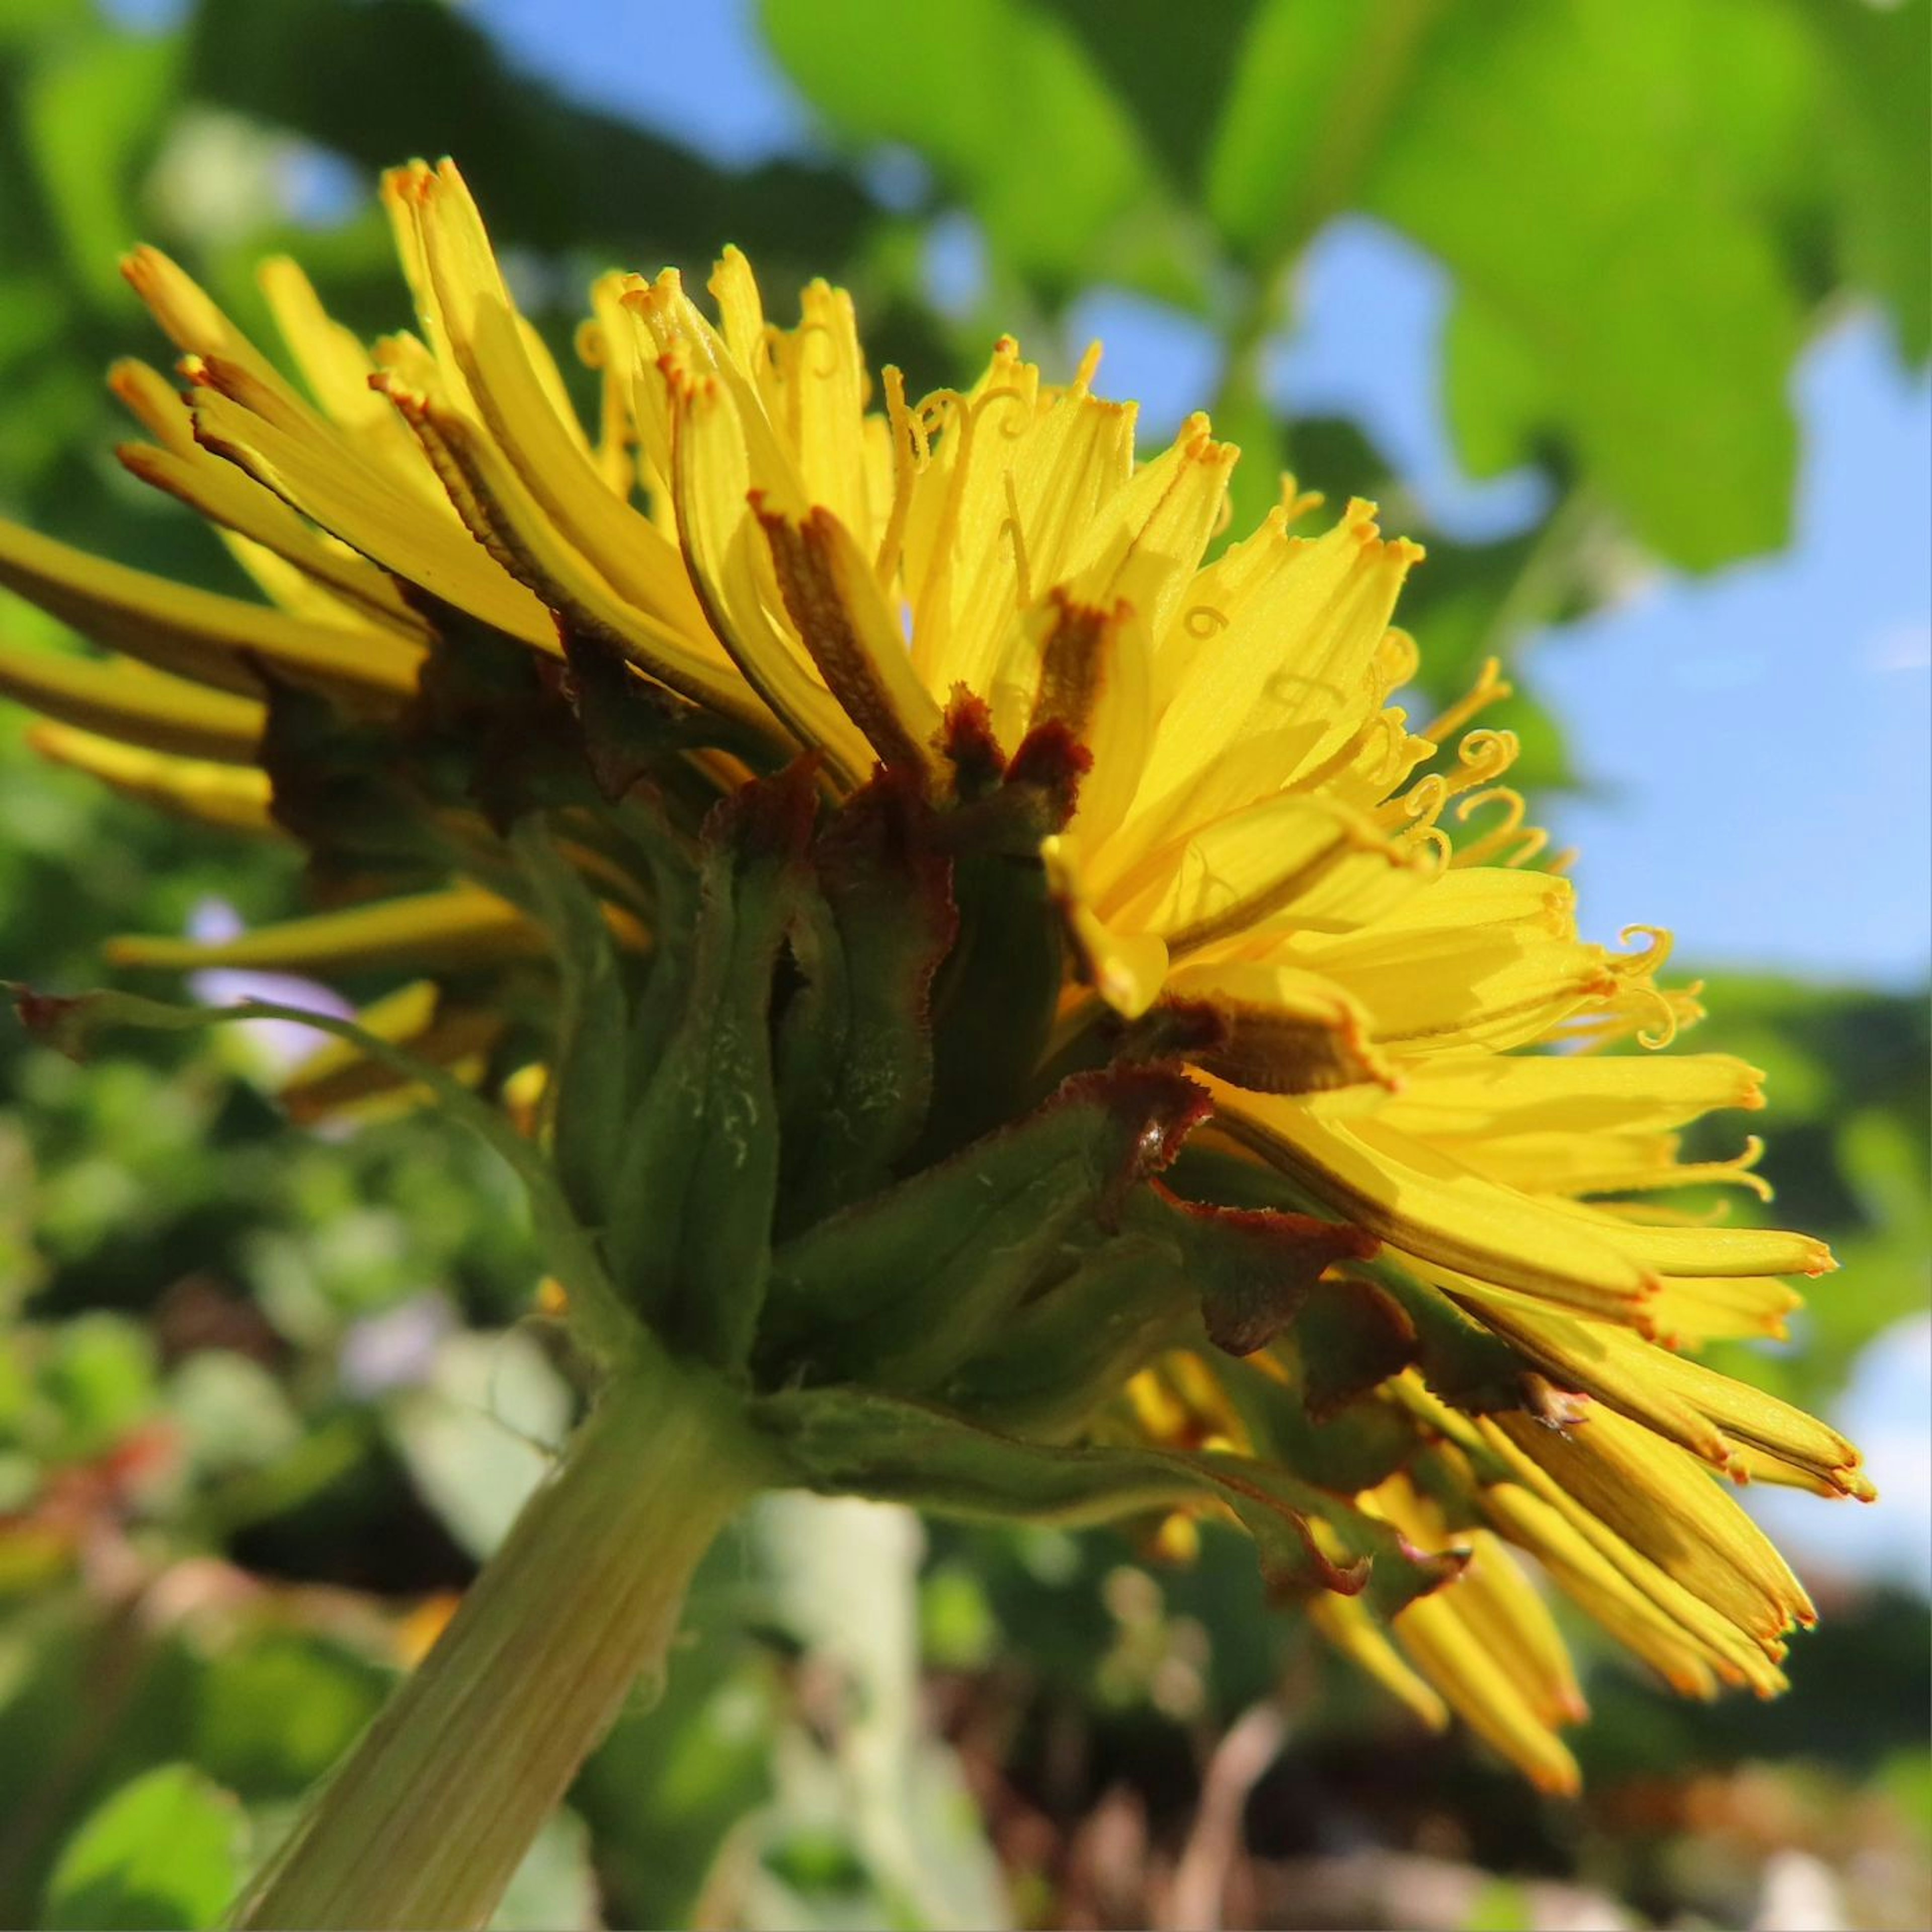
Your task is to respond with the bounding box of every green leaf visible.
[38,1312,157,1462]
[253,674,443,874]
[759,0,1206,306]
[1204,0,1436,264]
[194,1632,388,1800]
[1221,1349,1420,1497]
[0,0,90,51]
[938,1232,1191,1440]
[747,1493,1010,1930]
[22,31,181,304]
[1439,296,1560,486]
[1376,1266,1543,1415]
[9,983,633,1358]
[602,776,808,1369]
[184,0,873,279]
[396,594,591,831]
[43,1764,245,1931]
[512,819,635,1229]
[776,773,956,1226]
[757,1382,1461,1618]
[559,626,764,803]
[1205,0,1853,568]
[1282,1276,1420,1421]
[1168,1144,1532,1412]
[1810,0,1932,360]
[921,838,1065,1155]
[1364,0,1807,568]
[167,1350,301,1476]
[756,1066,1208,1393]
[1034,0,1263,196]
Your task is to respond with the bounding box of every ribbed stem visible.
[231,1354,771,1930]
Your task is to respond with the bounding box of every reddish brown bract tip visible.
[939,686,1005,797]
[1004,718,1092,829]
[9,984,86,1054]
[1056,1062,1215,1186]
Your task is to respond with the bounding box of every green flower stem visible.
[230,1351,775,1931]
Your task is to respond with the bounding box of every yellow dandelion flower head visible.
[0,158,1870,1793]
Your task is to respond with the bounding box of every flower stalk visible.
[230,1350,774,1931]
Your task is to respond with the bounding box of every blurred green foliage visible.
[0,1,1925,1926]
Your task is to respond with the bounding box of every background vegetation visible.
[1,1,1925,1925]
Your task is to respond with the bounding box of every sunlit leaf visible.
[760,0,1207,307]
[43,1764,245,1931]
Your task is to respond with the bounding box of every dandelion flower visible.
[0,158,1867,1822]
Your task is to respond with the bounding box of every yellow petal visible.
[1450,1279,1716,1447]
[105,883,543,974]
[1041,830,1171,1018]
[1380,1050,1766,1140]
[1369,1477,1587,1735]
[255,255,455,508]
[988,592,1115,771]
[1097,794,1412,952]
[1443,1531,1589,1727]
[0,637,262,762]
[938,384,1134,657]
[29,725,274,835]
[1644,1274,1804,1346]
[706,247,768,376]
[1308,1593,1450,1731]
[1256,872,1621,1058]
[1072,414,1234,662]
[1628,1338,1863,1489]
[664,365,874,781]
[1130,499,1421,842]
[754,273,879,541]
[904,342,1051,691]
[622,265,729,480]
[1451,1285,1862,1491]
[1215,1100,1658,1317]
[189,378,554,650]
[1726,1447,1878,1503]
[401,162,591,451]
[578,271,645,498]
[753,497,941,776]
[119,365,382,637]
[406,165,715,644]
[121,244,321,430]
[1145,497,1287,710]
[1477,1478,1784,1699]
[1416,1128,1778,1210]
[379,373,776,736]
[1392,1590,1581,1794]
[108,358,425,640]
[1514,1138,1773,1204]
[1492,1406,1814,1640]
[0,513,420,702]
[1550,1201,1834,1281]
[985,590,1155,846]
[117,438,426,639]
